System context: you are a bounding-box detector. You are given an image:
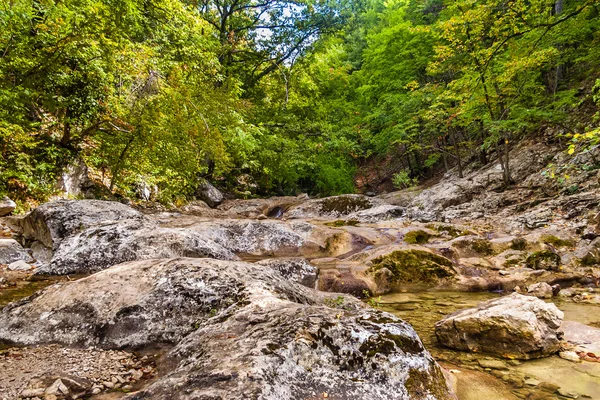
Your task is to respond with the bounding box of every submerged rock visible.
[435,293,564,359]
[0,258,454,400]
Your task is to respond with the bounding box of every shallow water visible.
[379,291,600,400]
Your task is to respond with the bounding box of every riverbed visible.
[380,291,600,399]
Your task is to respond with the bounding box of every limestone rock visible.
[286,194,382,219]
[435,293,564,359]
[195,179,223,208]
[7,259,33,271]
[345,204,405,223]
[20,199,144,249]
[0,238,33,265]
[255,257,318,288]
[0,196,16,217]
[39,219,237,275]
[527,282,554,299]
[0,258,454,400]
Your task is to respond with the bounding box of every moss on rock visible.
[369,250,455,285]
[404,230,431,244]
[540,234,575,248]
[525,251,561,271]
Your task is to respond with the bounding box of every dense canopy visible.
[1,0,599,207]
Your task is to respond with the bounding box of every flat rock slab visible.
[561,320,600,355]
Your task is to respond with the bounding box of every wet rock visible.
[255,257,318,288]
[0,196,16,217]
[195,179,223,208]
[0,258,454,400]
[20,200,144,250]
[39,219,237,275]
[318,269,372,297]
[435,293,564,359]
[527,282,554,299]
[286,194,381,219]
[0,238,33,264]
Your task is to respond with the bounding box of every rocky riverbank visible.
[0,184,599,399]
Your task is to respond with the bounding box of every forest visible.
[1,0,599,207]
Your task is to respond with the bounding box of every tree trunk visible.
[450,128,463,178]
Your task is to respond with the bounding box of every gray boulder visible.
[195,179,223,208]
[20,200,143,249]
[435,293,564,359]
[0,258,454,400]
[39,219,237,275]
[0,238,33,264]
[255,257,318,288]
[0,196,16,217]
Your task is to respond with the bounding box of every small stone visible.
[477,359,509,370]
[45,379,69,396]
[525,378,541,386]
[103,381,114,389]
[122,385,133,391]
[558,388,579,399]
[91,387,102,395]
[538,381,559,392]
[507,360,521,366]
[7,260,33,271]
[559,351,581,362]
[20,389,45,397]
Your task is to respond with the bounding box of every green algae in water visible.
[0,276,66,309]
[369,250,455,285]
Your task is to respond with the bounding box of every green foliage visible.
[2,0,600,203]
[392,170,418,189]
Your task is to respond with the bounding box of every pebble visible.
[558,388,580,399]
[559,351,581,362]
[477,359,508,370]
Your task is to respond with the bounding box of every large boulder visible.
[0,196,16,217]
[0,258,454,400]
[0,238,33,264]
[195,179,223,208]
[40,219,237,275]
[435,293,564,359]
[20,200,143,249]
